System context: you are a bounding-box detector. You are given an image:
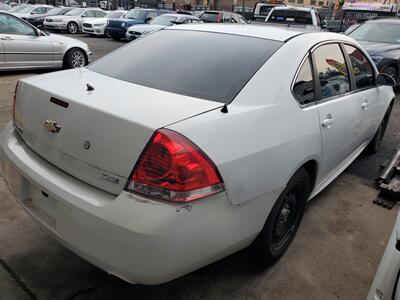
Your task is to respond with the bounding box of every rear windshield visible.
[89,30,282,103]
[267,9,313,25]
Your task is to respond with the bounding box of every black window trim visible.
[290,52,317,108]
[341,42,378,93]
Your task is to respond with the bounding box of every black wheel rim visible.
[271,187,300,252]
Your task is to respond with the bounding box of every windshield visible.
[18,6,35,13]
[151,15,177,26]
[89,30,282,103]
[66,8,84,16]
[106,11,124,18]
[125,9,147,19]
[349,22,400,43]
[45,7,64,15]
[8,5,29,13]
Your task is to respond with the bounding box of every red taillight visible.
[126,129,225,202]
[12,80,20,121]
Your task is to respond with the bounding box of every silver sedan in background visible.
[0,11,92,70]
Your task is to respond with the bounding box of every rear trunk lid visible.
[14,68,222,194]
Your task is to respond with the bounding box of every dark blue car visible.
[106,8,170,40]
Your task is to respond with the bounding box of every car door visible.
[0,15,5,68]
[343,44,388,143]
[312,43,365,178]
[0,13,53,69]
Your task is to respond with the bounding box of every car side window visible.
[293,56,315,105]
[147,12,157,19]
[82,10,96,17]
[313,43,350,100]
[0,15,35,36]
[344,44,375,90]
[96,10,107,17]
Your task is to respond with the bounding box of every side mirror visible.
[376,73,396,86]
[144,17,152,23]
[321,20,327,29]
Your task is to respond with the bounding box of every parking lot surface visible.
[0,34,400,300]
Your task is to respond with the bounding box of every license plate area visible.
[3,160,57,230]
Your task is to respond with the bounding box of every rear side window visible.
[267,9,313,25]
[344,45,375,89]
[89,30,283,103]
[313,43,350,99]
[293,57,315,105]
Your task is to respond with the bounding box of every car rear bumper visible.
[0,122,255,284]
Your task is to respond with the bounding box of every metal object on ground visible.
[374,146,400,208]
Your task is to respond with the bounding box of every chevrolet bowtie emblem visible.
[44,120,61,133]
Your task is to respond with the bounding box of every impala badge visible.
[44,120,61,133]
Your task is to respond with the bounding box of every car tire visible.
[383,66,398,84]
[63,48,87,69]
[67,22,79,34]
[250,167,310,267]
[365,103,393,155]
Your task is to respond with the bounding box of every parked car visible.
[43,7,107,34]
[0,11,91,70]
[252,1,285,22]
[367,209,400,300]
[23,7,73,27]
[264,6,326,31]
[105,8,169,40]
[0,2,11,11]
[347,18,400,84]
[12,4,52,20]
[1,24,395,284]
[82,10,127,36]
[199,10,247,23]
[126,13,201,41]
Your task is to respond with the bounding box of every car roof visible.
[168,24,308,42]
[366,18,400,24]
[272,6,313,12]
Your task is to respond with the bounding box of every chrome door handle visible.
[322,114,334,128]
[0,36,12,40]
[361,101,369,111]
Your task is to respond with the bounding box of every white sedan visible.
[43,7,107,34]
[0,11,92,70]
[82,10,127,36]
[0,24,395,284]
[125,13,202,40]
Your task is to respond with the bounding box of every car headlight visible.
[94,23,105,27]
[121,22,125,28]
[107,20,110,26]
[370,55,385,63]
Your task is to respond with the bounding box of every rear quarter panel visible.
[168,35,328,207]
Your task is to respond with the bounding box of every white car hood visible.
[127,24,166,33]
[84,17,107,25]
